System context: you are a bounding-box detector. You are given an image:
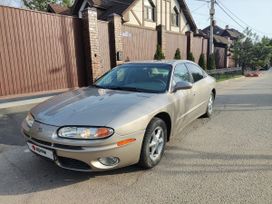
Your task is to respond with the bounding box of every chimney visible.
[225,25,229,29]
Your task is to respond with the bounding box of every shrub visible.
[207,54,216,70]
[174,48,181,59]
[187,52,195,62]
[198,53,206,69]
[154,44,165,60]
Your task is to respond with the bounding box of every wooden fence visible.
[0,6,86,97]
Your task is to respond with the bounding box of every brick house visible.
[0,1,209,97]
[69,0,197,33]
[201,23,243,68]
[48,0,208,79]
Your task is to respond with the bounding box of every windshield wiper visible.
[92,85,160,93]
[106,86,150,93]
[92,84,105,89]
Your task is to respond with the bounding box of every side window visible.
[187,63,204,83]
[173,64,191,84]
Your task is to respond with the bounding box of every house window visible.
[171,6,180,27]
[144,0,155,22]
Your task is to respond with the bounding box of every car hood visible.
[31,87,165,127]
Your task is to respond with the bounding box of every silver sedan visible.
[22,60,216,172]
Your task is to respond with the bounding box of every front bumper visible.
[22,120,145,172]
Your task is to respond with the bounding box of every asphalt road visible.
[0,70,271,204]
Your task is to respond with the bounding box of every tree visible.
[198,53,206,69]
[23,0,74,11]
[207,54,216,70]
[187,52,195,62]
[62,0,73,7]
[233,28,272,73]
[154,44,165,60]
[174,48,181,59]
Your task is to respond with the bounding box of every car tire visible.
[203,92,215,118]
[139,117,167,169]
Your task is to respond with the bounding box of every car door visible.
[171,63,195,135]
[185,63,210,121]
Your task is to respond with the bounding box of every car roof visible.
[125,60,195,66]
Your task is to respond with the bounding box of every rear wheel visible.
[203,93,215,118]
[139,117,167,169]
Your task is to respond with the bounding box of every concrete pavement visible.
[0,70,271,204]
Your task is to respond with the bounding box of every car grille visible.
[54,143,83,150]
[24,132,83,150]
[32,137,52,147]
[57,156,91,171]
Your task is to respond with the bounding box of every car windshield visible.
[94,63,172,93]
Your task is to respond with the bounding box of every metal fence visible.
[207,67,242,74]
[0,6,86,97]
[207,67,242,80]
[165,32,187,59]
[122,25,157,61]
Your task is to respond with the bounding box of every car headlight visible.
[25,113,35,128]
[57,127,114,140]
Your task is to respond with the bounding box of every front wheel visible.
[203,93,215,118]
[139,117,167,169]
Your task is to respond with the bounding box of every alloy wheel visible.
[149,126,164,161]
[208,94,214,114]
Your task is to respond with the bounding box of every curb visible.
[0,96,52,109]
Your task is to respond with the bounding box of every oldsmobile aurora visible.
[22,60,216,172]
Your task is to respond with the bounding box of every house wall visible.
[124,0,190,34]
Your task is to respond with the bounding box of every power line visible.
[216,0,272,36]
[191,2,207,12]
[215,2,246,30]
[192,0,211,3]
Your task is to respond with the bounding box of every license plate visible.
[27,142,54,160]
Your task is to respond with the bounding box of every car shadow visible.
[161,145,272,175]
[0,145,145,195]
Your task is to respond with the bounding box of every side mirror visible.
[173,81,193,92]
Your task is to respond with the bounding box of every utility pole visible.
[209,0,215,54]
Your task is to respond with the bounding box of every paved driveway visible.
[0,70,272,204]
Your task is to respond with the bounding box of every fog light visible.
[98,157,119,166]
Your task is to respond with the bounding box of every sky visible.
[0,0,24,7]
[186,0,272,38]
[0,0,271,37]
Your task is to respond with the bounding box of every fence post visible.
[108,14,124,67]
[82,8,102,84]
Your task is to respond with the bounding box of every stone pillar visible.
[109,14,124,67]
[82,8,102,84]
[186,31,194,59]
[156,25,166,54]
